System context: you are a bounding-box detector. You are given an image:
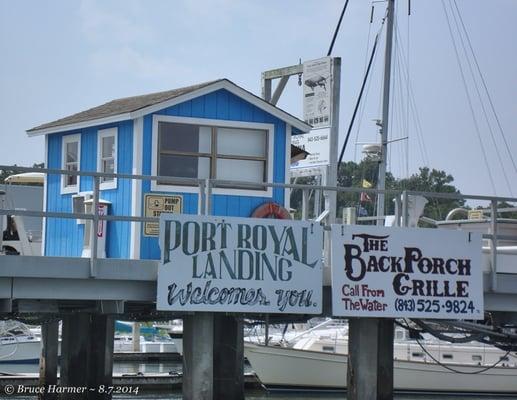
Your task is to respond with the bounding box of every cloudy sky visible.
[1,0,515,201]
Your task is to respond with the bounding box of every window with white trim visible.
[61,134,80,194]
[97,128,117,190]
[156,121,268,188]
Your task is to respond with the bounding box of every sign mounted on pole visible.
[303,57,333,129]
[291,128,330,169]
[331,225,484,319]
[143,194,182,236]
[157,214,323,314]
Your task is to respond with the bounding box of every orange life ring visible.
[251,202,291,219]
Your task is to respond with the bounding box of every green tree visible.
[290,163,464,222]
[393,167,465,220]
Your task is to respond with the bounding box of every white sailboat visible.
[245,341,517,394]
[246,0,517,394]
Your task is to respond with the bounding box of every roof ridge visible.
[26,78,310,134]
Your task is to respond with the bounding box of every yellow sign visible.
[468,210,484,220]
[144,194,183,236]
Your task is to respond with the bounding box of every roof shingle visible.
[27,79,222,132]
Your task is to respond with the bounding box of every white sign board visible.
[303,57,333,129]
[157,214,323,314]
[331,225,484,319]
[291,129,330,169]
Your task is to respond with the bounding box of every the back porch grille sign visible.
[331,225,484,319]
[157,214,323,313]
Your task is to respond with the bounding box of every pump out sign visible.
[331,225,484,319]
[157,214,323,313]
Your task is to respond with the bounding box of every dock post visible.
[61,314,115,400]
[182,313,214,400]
[377,319,394,400]
[347,318,393,400]
[61,314,92,399]
[39,320,59,400]
[213,315,244,400]
[88,315,115,399]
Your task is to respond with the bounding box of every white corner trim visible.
[130,117,143,260]
[60,133,81,195]
[97,127,118,191]
[26,80,311,137]
[150,115,274,197]
[41,135,48,256]
[285,124,292,210]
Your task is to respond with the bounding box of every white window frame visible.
[61,134,81,194]
[97,127,118,190]
[151,115,274,197]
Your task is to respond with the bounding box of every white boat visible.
[113,334,180,354]
[245,341,517,394]
[0,322,41,364]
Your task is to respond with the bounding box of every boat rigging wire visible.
[452,0,517,177]
[441,0,497,195]
[353,3,376,163]
[447,0,513,196]
[405,0,410,178]
[396,319,517,374]
[415,338,512,375]
[338,12,387,169]
[393,24,430,166]
[327,0,350,56]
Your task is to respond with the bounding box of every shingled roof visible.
[27,79,311,135]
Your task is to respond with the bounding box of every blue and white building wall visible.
[30,80,309,261]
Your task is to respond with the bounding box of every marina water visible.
[2,361,515,399]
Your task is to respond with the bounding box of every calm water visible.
[2,362,516,399]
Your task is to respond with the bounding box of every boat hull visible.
[245,344,517,394]
[0,339,41,364]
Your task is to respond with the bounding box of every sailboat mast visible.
[376,0,395,225]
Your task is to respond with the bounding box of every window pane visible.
[159,122,211,153]
[103,159,115,174]
[216,159,264,183]
[66,163,77,186]
[217,128,266,157]
[102,136,115,158]
[159,154,210,179]
[66,142,78,163]
[101,158,115,182]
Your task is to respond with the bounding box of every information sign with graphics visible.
[331,225,484,319]
[291,129,330,169]
[157,214,323,313]
[144,194,182,236]
[303,57,333,129]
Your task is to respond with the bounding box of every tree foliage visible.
[291,161,465,222]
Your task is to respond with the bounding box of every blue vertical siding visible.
[45,132,84,257]
[139,89,287,260]
[45,121,133,258]
[44,88,291,262]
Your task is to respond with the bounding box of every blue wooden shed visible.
[27,79,311,260]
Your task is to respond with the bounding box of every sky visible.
[0,0,516,202]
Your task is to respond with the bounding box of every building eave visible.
[26,79,311,137]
